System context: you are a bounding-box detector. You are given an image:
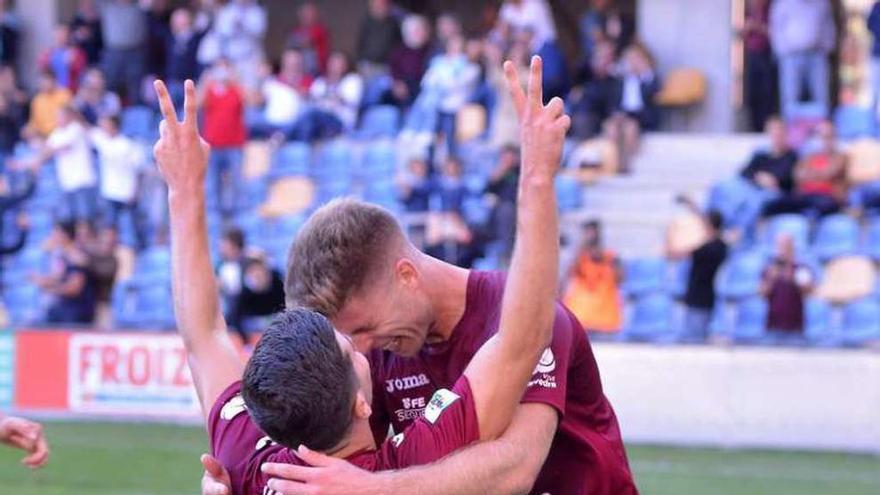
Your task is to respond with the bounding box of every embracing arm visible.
[154,79,242,421]
[462,56,568,440]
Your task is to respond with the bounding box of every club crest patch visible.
[221,394,247,420]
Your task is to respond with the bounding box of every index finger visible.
[503,60,526,118]
[527,55,543,109]
[153,80,180,128]
[261,462,317,482]
[183,79,198,130]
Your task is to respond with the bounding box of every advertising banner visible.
[0,332,13,409]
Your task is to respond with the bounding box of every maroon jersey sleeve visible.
[519,304,574,415]
[374,376,480,469]
[208,381,295,495]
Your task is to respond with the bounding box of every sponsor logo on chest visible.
[385,373,431,393]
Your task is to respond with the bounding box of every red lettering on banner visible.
[128,346,150,386]
[101,346,121,383]
[173,348,189,386]
[79,345,95,379]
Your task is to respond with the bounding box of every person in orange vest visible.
[563,220,623,332]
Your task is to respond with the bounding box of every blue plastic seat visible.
[733,296,768,342]
[121,106,158,141]
[812,214,859,261]
[841,298,880,346]
[707,178,756,227]
[313,140,354,179]
[359,141,397,180]
[621,258,668,297]
[133,248,171,285]
[358,105,400,139]
[555,175,582,212]
[804,298,836,345]
[763,214,810,252]
[715,249,767,300]
[864,216,880,260]
[624,293,674,341]
[833,105,873,140]
[669,259,691,299]
[272,142,311,178]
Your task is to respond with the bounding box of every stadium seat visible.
[271,142,311,178]
[732,296,768,343]
[814,255,874,304]
[623,293,674,341]
[669,259,691,299]
[358,105,400,139]
[707,178,755,227]
[762,214,810,252]
[833,105,873,140]
[133,248,172,285]
[455,104,487,142]
[812,214,860,261]
[260,177,315,218]
[359,140,397,180]
[841,298,880,346]
[243,140,272,179]
[863,216,880,260]
[313,140,354,180]
[655,68,707,107]
[715,249,767,300]
[121,106,158,142]
[621,258,668,297]
[804,298,836,345]
[555,175,583,212]
[845,138,880,185]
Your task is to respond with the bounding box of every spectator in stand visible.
[145,0,172,79]
[24,72,73,138]
[89,115,148,248]
[0,171,34,257]
[247,60,303,141]
[31,221,96,325]
[212,0,266,90]
[356,0,400,75]
[298,51,363,141]
[868,1,880,131]
[164,7,208,106]
[193,0,222,69]
[570,40,618,138]
[433,13,463,57]
[762,120,846,218]
[0,413,49,468]
[761,234,814,340]
[71,0,104,67]
[0,0,18,67]
[73,68,121,125]
[85,226,119,329]
[563,220,623,333]
[499,0,557,54]
[0,66,26,153]
[420,35,480,158]
[235,251,285,343]
[39,25,88,93]
[605,42,660,173]
[28,105,97,223]
[98,0,148,103]
[200,59,247,218]
[398,157,432,213]
[770,0,836,120]
[277,48,313,98]
[486,40,528,148]
[485,144,520,266]
[288,2,330,76]
[742,0,776,132]
[437,155,466,215]
[388,14,432,107]
[667,198,728,341]
[216,227,246,333]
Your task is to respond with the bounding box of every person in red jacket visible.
[288,2,330,75]
[199,59,247,219]
[39,24,88,93]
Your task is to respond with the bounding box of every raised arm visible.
[153,79,242,421]
[462,55,568,440]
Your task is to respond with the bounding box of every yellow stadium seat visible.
[655,68,707,107]
[845,138,880,185]
[259,177,315,218]
[243,140,272,180]
[814,255,876,304]
[456,104,487,142]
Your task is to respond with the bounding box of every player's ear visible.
[395,258,419,289]
[353,391,372,420]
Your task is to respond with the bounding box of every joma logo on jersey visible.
[385,373,430,393]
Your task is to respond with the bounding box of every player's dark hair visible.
[242,308,357,451]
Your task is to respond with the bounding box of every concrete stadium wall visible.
[595,342,880,454]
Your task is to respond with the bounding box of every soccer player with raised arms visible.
[154,54,570,495]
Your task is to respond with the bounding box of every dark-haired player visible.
[154,53,568,495]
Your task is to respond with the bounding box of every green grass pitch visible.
[0,421,878,494]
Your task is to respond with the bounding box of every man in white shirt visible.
[499,0,557,52]
[90,114,147,248]
[26,105,97,222]
[212,0,266,90]
[247,61,303,141]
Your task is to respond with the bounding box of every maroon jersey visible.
[369,271,638,495]
[208,377,480,495]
